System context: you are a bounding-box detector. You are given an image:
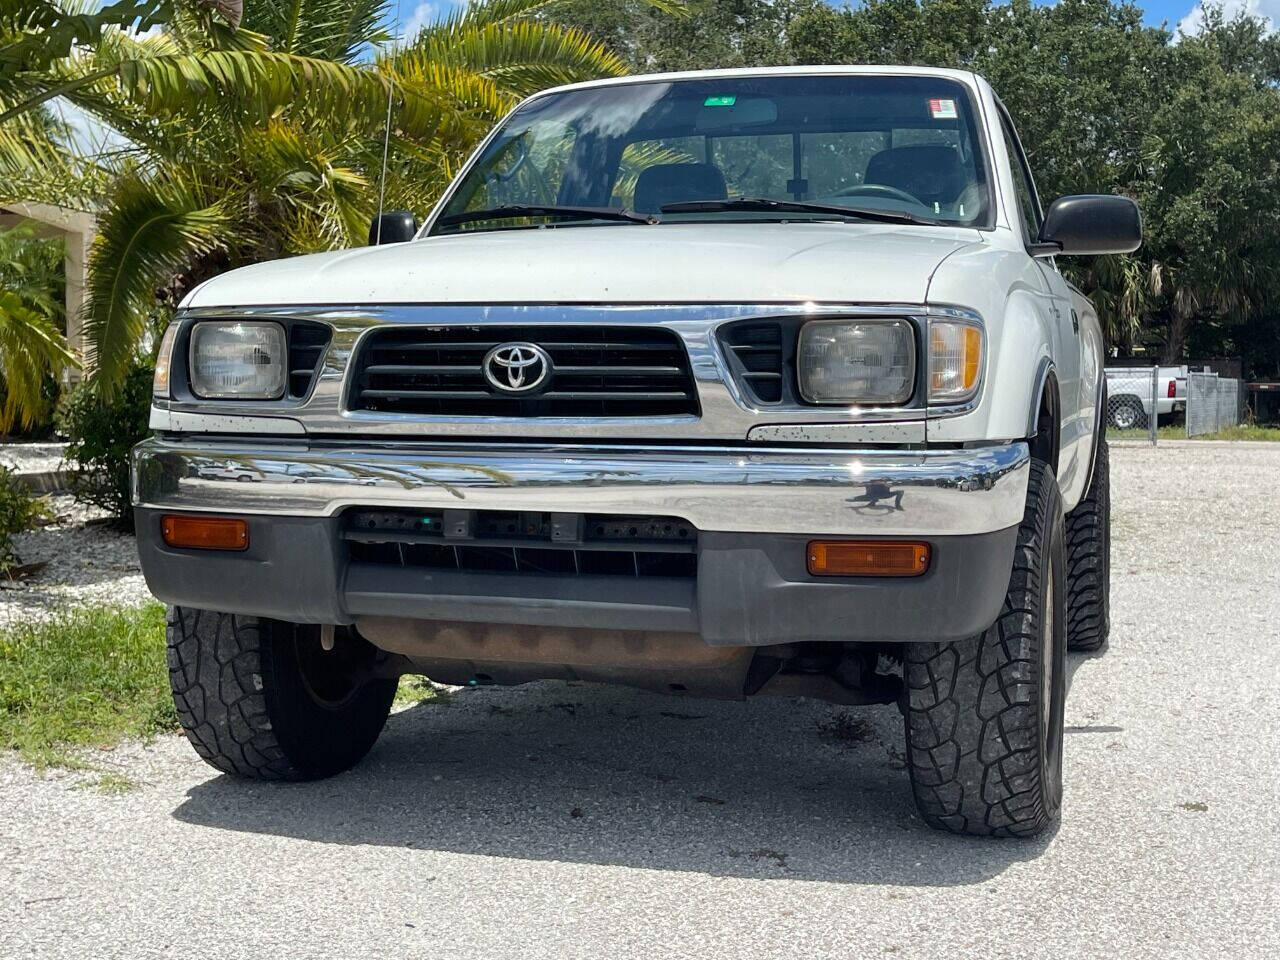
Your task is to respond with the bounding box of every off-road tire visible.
[166,607,397,780]
[1065,438,1110,651]
[903,459,1067,837]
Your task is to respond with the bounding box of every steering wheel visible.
[830,183,924,206]
[483,135,530,185]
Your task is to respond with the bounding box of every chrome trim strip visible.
[160,303,985,440]
[1026,356,1056,436]
[745,421,926,444]
[149,407,306,435]
[133,438,1030,537]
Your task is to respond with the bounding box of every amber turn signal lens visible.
[807,540,930,577]
[162,515,249,551]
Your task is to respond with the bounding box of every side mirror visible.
[1035,195,1141,256]
[368,210,418,245]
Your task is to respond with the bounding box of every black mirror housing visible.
[1037,195,1141,256]
[368,210,418,245]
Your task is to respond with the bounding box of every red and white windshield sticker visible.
[929,98,958,120]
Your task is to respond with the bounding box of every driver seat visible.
[863,145,971,208]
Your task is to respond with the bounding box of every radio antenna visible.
[375,0,405,244]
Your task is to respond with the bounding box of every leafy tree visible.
[1137,10,1280,361]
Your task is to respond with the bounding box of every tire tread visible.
[1065,439,1110,651]
[167,607,301,780]
[903,460,1063,837]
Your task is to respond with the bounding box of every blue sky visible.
[394,1,1277,39]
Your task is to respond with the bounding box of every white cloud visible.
[401,0,468,42]
[1178,0,1279,37]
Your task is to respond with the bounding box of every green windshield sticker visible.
[703,95,737,107]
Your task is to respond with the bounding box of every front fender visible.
[927,247,1057,446]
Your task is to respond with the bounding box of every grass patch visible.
[0,603,175,767]
[1194,424,1280,441]
[395,675,454,706]
[1107,424,1190,441]
[1109,423,1280,442]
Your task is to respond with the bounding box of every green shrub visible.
[0,465,52,574]
[56,364,152,531]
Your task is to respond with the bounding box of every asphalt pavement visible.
[2,440,1277,959]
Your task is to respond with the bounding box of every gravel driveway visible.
[2,441,1278,959]
[1,495,152,627]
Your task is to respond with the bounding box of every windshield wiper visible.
[437,204,657,227]
[660,196,941,225]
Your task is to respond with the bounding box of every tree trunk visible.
[1164,302,1192,364]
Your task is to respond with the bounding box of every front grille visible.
[349,326,699,417]
[343,509,697,580]
[288,321,332,398]
[722,321,784,403]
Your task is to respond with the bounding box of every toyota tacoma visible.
[133,66,1139,837]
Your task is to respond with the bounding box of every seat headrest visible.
[864,145,970,206]
[633,163,727,214]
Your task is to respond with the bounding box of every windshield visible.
[432,74,992,234]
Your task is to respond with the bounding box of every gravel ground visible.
[1,440,1278,959]
[0,442,66,476]
[0,495,151,627]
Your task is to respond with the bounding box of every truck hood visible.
[182,222,984,308]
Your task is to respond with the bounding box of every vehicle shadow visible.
[170,658,1098,886]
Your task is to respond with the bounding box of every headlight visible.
[152,322,179,398]
[189,322,287,399]
[928,320,983,403]
[798,319,915,404]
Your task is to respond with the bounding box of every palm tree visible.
[0,222,75,431]
[0,0,683,391]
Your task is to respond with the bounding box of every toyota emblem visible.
[483,342,552,393]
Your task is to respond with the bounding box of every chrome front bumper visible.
[132,439,1030,537]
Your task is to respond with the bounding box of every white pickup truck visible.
[1105,365,1188,429]
[133,66,1140,837]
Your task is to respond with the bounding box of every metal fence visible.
[1106,367,1160,444]
[1105,366,1243,442]
[1186,372,1242,436]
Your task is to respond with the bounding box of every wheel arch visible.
[1026,357,1061,474]
[1079,377,1108,496]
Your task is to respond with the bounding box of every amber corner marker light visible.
[162,515,249,551]
[807,540,930,577]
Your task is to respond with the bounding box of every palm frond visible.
[0,104,65,174]
[4,46,457,141]
[0,221,64,321]
[457,0,688,30]
[83,169,232,390]
[389,56,507,118]
[241,0,390,63]
[403,20,629,100]
[0,289,75,430]
[243,119,372,250]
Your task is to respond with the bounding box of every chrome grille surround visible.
[153,303,983,440]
